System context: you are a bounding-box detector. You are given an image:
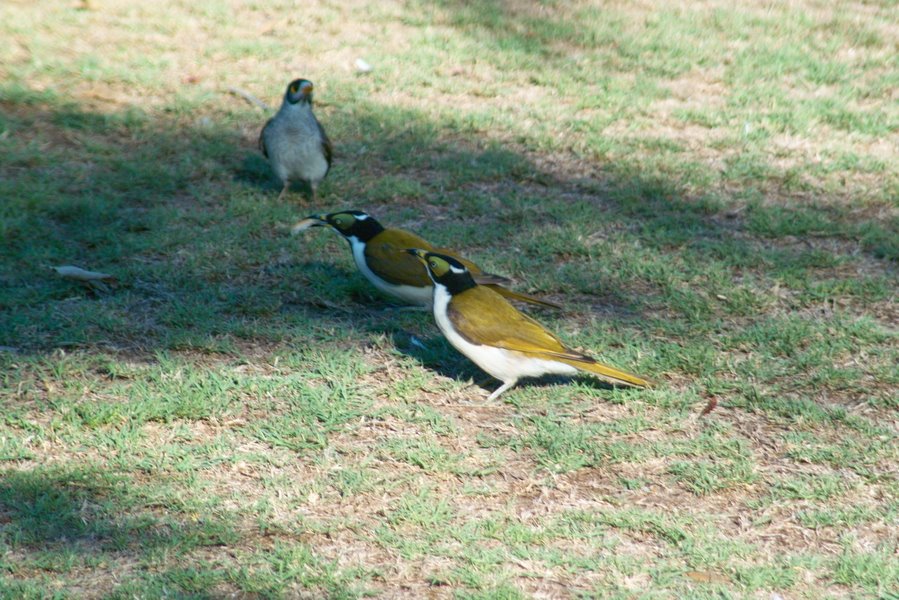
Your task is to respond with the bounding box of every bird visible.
[292,210,560,309]
[407,248,650,400]
[259,78,332,203]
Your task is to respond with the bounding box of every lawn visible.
[1,0,897,598]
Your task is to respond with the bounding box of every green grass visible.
[1,0,897,597]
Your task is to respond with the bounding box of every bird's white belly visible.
[350,239,432,306]
[432,286,578,382]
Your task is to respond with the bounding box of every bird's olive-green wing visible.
[364,229,435,287]
[448,287,584,360]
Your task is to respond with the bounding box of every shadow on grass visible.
[0,80,894,372]
[234,151,281,192]
[388,330,482,381]
[0,466,362,597]
[0,466,235,594]
[4,459,379,599]
[424,0,603,62]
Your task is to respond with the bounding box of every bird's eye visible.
[429,261,437,269]
[289,84,299,94]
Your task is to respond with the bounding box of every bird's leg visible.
[487,379,517,402]
[277,181,289,202]
[309,181,318,206]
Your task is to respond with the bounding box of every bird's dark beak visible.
[406,248,427,261]
[290,215,327,235]
[301,83,313,95]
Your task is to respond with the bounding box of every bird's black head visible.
[406,249,476,295]
[315,210,385,242]
[285,79,314,105]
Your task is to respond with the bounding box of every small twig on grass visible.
[226,86,270,111]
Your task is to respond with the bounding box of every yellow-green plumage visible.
[363,228,492,288]
[447,286,650,388]
[408,248,650,399]
[293,211,560,309]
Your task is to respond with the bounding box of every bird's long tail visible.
[561,358,650,388]
[485,285,563,310]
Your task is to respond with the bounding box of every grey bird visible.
[259,78,333,203]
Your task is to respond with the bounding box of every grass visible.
[1,0,897,597]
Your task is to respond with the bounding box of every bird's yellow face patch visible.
[329,213,355,231]
[425,255,452,277]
